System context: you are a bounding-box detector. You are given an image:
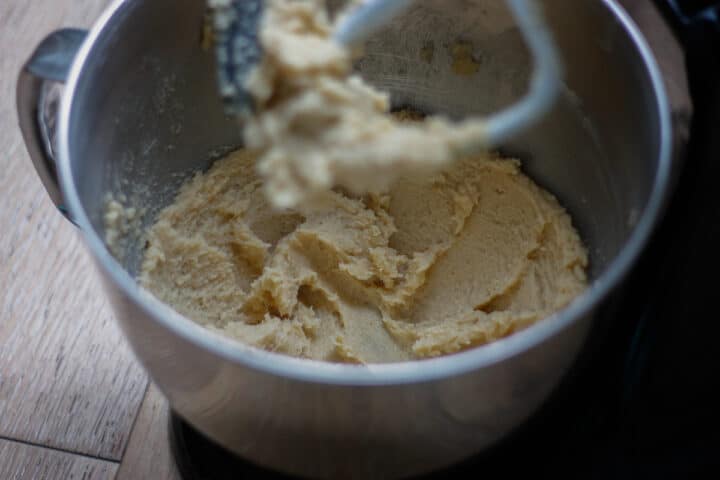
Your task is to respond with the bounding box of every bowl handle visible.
[16,29,87,224]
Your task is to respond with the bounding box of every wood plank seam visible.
[0,437,117,480]
[0,434,120,465]
[115,381,151,463]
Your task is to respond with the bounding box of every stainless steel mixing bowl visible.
[17,0,672,477]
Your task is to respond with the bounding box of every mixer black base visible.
[169,413,291,480]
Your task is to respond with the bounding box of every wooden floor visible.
[0,0,179,478]
[0,0,688,479]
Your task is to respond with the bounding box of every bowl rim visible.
[57,0,674,386]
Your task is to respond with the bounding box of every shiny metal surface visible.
[16,28,87,219]
[19,0,671,477]
[212,0,263,114]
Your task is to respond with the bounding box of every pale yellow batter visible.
[138,146,587,363]
[120,0,588,364]
[245,0,487,209]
